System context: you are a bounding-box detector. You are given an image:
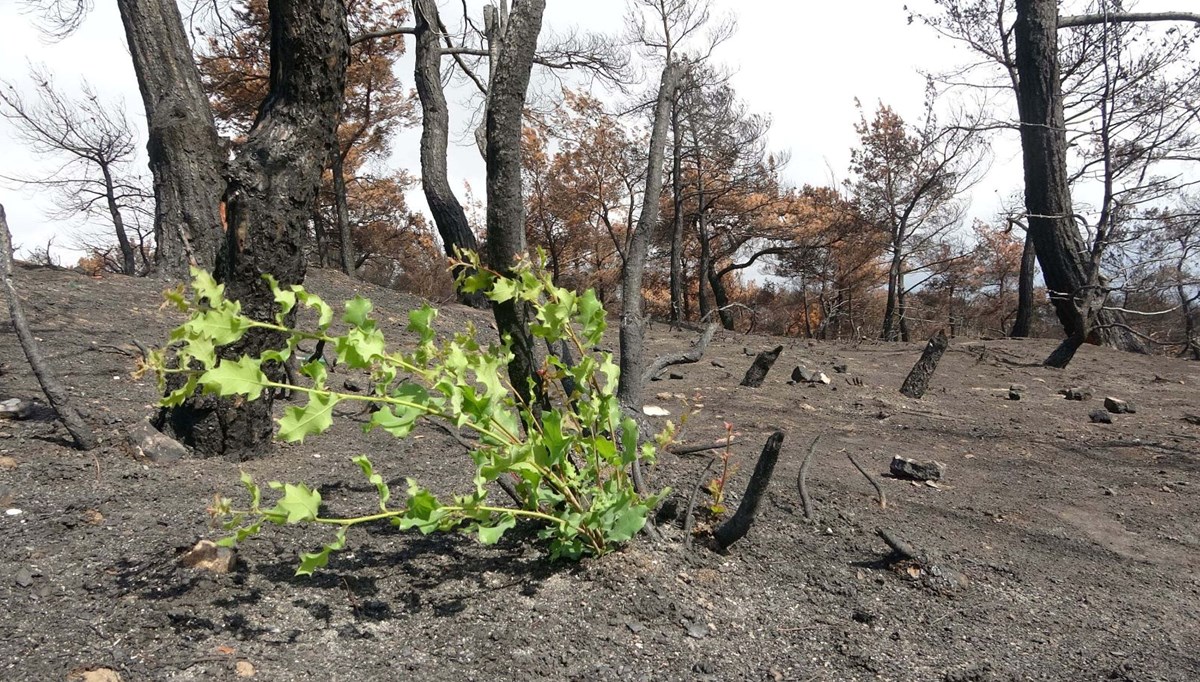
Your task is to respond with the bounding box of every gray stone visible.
[1104,396,1135,414]
[342,379,363,393]
[832,362,848,374]
[0,398,34,420]
[1008,384,1027,401]
[125,418,188,463]
[889,456,946,482]
[1089,409,1113,424]
[1063,387,1091,401]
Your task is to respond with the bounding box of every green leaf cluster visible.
[155,253,667,574]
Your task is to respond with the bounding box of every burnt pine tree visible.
[1012,0,1197,366]
[117,0,350,458]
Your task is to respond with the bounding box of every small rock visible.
[1184,414,1200,425]
[890,456,945,482]
[832,362,848,374]
[1062,387,1091,401]
[642,405,670,417]
[692,660,715,674]
[710,360,724,368]
[1089,409,1113,424]
[180,540,237,574]
[342,379,363,393]
[1008,384,1027,401]
[1104,397,1135,414]
[235,661,256,678]
[70,669,123,682]
[0,456,15,470]
[125,418,187,463]
[5,508,22,516]
[0,398,34,420]
[685,623,708,639]
[668,372,684,380]
[15,568,33,587]
[791,366,812,383]
[626,621,645,634]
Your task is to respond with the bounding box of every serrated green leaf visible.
[475,513,515,544]
[335,327,386,368]
[486,277,517,303]
[344,296,374,328]
[578,289,606,344]
[606,503,648,543]
[296,526,347,577]
[190,268,225,307]
[240,470,262,510]
[266,482,321,524]
[278,392,339,442]
[296,288,334,329]
[161,374,200,407]
[199,356,270,399]
[352,455,391,510]
[181,308,248,346]
[263,274,297,320]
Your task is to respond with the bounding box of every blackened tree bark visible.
[116,0,225,277]
[669,96,687,327]
[331,151,356,276]
[413,0,487,307]
[1010,231,1036,337]
[1013,0,1148,367]
[158,0,349,459]
[616,60,685,410]
[483,0,547,408]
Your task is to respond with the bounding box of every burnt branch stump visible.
[900,330,949,399]
[714,430,785,549]
[740,345,783,388]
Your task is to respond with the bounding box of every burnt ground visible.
[1,264,1198,682]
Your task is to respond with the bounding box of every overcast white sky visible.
[0,0,1180,263]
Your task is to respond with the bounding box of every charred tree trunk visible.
[900,330,948,399]
[99,163,138,276]
[714,431,784,550]
[1013,0,1147,367]
[669,98,685,327]
[117,0,225,278]
[483,0,546,409]
[0,205,97,450]
[881,249,903,341]
[740,345,783,388]
[1010,231,1036,337]
[616,61,685,410]
[158,0,349,459]
[708,268,735,330]
[332,151,356,277]
[413,0,487,308]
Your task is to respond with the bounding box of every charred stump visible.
[740,345,783,388]
[714,431,784,549]
[900,330,949,399]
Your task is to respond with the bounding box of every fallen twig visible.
[876,527,922,562]
[847,453,887,509]
[668,440,737,456]
[642,322,719,383]
[798,434,822,522]
[683,458,716,549]
[0,204,96,450]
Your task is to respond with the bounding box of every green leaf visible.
[278,392,339,442]
[578,289,606,344]
[266,482,322,524]
[486,277,517,303]
[161,374,200,407]
[296,289,334,330]
[335,327,386,368]
[475,513,515,544]
[296,526,347,577]
[263,274,297,320]
[344,296,374,328]
[352,455,391,510]
[240,470,262,510]
[199,356,270,399]
[191,268,226,307]
[180,308,248,346]
[366,404,420,438]
[606,502,649,543]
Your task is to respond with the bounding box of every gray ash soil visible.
[1,265,1199,681]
